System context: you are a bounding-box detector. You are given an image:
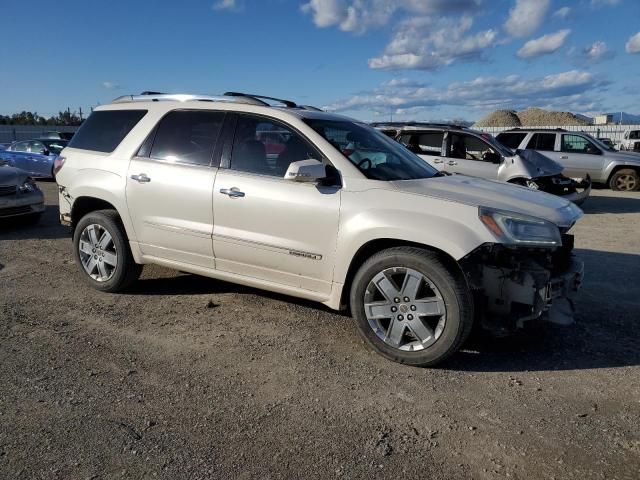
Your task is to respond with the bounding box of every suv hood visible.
[512,149,564,177]
[391,174,582,228]
[607,150,640,162]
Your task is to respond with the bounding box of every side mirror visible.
[284,159,327,183]
[41,149,50,156]
[483,151,502,164]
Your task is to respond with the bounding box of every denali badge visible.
[289,250,322,260]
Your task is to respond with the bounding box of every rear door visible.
[126,110,225,268]
[550,134,602,179]
[212,113,340,295]
[398,130,446,171]
[444,132,500,179]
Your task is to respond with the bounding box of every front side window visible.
[630,131,640,140]
[400,132,444,155]
[449,133,495,161]
[42,140,68,154]
[230,115,320,177]
[28,141,46,153]
[561,134,600,154]
[69,110,147,153]
[527,133,556,151]
[149,110,225,166]
[305,119,438,181]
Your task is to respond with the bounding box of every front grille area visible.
[0,185,17,196]
[0,205,32,217]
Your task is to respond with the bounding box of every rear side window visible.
[496,132,526,149]
[148,110,225,166]
[526,133,556,151]
[69,110,147,153]
[400,132,443,154]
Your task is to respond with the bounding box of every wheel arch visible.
[606,164,640,188]
[337,238,466,312]
[71,196,126,236]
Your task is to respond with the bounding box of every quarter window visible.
[526,133,556,151]
[69,110,147,153]
[229,115,320,177]
[149,110,225,166]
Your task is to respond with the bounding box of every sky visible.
[1,0,639,122]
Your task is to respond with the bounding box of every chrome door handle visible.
[560,156,568,159]
[433,158,443,164]
[131,173,151,183]
[447,161,458,166]
[220,187,245,198]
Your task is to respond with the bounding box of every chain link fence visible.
[0,125,79,143]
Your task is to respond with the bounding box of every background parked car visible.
[0,138,67,179]
[597,137,615,149]
[619,129,640,152]
[496,128,640,191]
[40,131,75,141]
[373,122,591,204]
[0,164,45,222]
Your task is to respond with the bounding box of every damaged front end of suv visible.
[460,206,584,336]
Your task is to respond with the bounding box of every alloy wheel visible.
[363,267,446,352]
[78,224,118,282]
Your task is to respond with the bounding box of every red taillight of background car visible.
[53,156,66,176]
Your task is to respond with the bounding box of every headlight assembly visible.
[19,178,39,194]
[479,206,561,247]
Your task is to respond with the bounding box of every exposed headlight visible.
[479,206,561,247]
[19,178,39,194]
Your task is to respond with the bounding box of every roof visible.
[102,91,351,122]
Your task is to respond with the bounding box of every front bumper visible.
[0,189,45,218]
[562,175,591,206]
[462,243,584,335]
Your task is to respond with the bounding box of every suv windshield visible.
[304,119,439,181]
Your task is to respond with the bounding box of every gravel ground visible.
[1,183,639,480]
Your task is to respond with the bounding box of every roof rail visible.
[111,93,267,106]
[508,127,567,132]
[371,121,469,130]
[300,105,323,112]
[224,92,297,108]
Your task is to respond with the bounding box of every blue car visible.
[0,138,68,178]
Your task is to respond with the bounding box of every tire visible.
[608,168,639,192]
[349,247,474,367]
[73,209,142,292]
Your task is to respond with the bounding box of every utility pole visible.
[79,107,83,121]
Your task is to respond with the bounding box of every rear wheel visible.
[609,168,639,191]
[73,209,142,292]
[350,247,473,367]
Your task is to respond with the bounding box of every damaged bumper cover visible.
[536,174,591,206]
[461,239,584,335]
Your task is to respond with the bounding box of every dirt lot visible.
[1,182,639,480]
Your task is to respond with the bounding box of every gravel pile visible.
[474,110,521,128]
[474,108,590,127]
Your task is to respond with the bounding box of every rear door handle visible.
[447,161,458,166]
[560,156,568,159]
[131,173,151,183]
[220,187,245,198]
[433,158,443,164]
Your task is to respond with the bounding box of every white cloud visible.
[583,41,612,61]
[101,82,120,90]
[368,16,498,70]
[553,6,571,19]
[517,29,571,58]
[301,0,481,34]
[504,0,550,38]
[212,0,240,11]
[626,32,640,54]
[325,70,606,117]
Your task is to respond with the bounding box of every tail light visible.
[53,156,66,176]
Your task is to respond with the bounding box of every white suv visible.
[55,92,584,366]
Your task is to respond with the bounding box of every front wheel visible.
[73,209,142,292]
[609,168,639,191]
[350,247,474,367]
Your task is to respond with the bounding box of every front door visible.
[554,133,604,180]
[399,131,446,171]
[212,113,340,295]
[445,132,500,179]
[126,109,225,267]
